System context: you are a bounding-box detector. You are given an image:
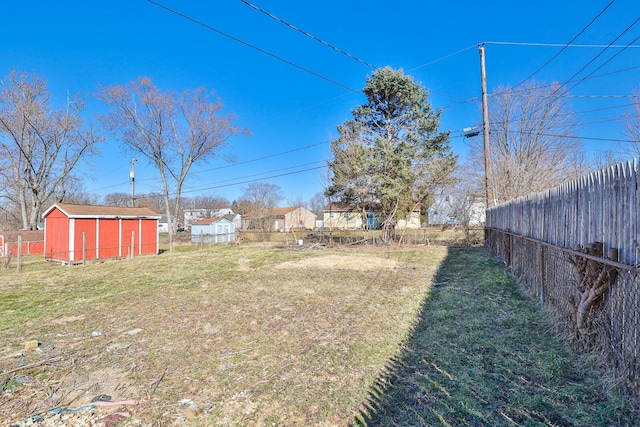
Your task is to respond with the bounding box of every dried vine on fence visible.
[568,242,618,340]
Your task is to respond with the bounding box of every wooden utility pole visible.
[479,44,492,207]
[130,157,137,207]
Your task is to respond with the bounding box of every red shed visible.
[0,230,45,257]
[42,203,161,263]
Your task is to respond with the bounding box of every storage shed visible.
[42,203,161,263]
[191,217,236,244]
[0,230,45,257]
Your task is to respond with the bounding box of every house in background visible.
[396,211,421,229]
[427,193,485,226]
[323,204,420,230]
[242,206,316,231]
[158,214,185,233]
[191,217,236,243]
[158,215,169,233]
[42,203,161,264]
[323,204,373,230]
[0,230,45,257]
[184,208,241,230]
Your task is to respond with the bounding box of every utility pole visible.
[130,158,137,207]
[479,43,493,208]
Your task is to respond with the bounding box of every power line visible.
[436,62,640,111]
[240,0,376,69]
[560,94,636,99]
[566,30,640,93]
[488,102,637,127]
[138,164,329,199]
[186,159,327,193]
[148,0,491,121]
[562,17,640,93]
[504,130,636,144]
[578,116,629,127]
[504,93,636,100]
[191,140,330,175]
[494,18,640,134]
[512,0,618,88]
[183,164,327,195]
[439,96,481,111]
[480,62,640,109]
[408,44,478,72]
[89,140,331,194]
[239,0,477,102]
[484,40,640,49]
[146,0,362,95]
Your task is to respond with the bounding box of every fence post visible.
[130,231,135,259]
[82,232,87,265]
[539,245,545,308]
[16,235,22,273]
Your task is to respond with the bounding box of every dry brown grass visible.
[4,241,633,426]
[0,243,446,425]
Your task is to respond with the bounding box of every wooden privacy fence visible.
[486,159,640,396]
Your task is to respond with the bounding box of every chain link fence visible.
[486,228,640,396]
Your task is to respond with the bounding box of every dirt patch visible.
[50,315,85,325]
[275,254,402,270]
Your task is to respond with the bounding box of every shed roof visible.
[43,203,161,219]
[192,217,230,225]
[0,230,44,241]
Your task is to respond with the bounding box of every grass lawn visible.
[356,247,638,426]
[0,243,637,425]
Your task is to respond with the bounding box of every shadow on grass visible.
[352,247,637,427]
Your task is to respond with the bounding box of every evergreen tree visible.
[328,67,455,242]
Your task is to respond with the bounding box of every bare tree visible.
[623,91,640,158]
[468,81,586,203]
[0,190,22,230]
[187,194,230,210]
[103,192,132,207]
[55,176,100,205]
[239,182,283,211]
[135,193,165,214]
[182,194,231,226]
[236,182,283,230]
[412,152,458,222]
[308,191,327,218]
[97,77,247,251]
[445,167,486,242]
[0,70,102,229]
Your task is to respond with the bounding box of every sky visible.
[2,0,639,206]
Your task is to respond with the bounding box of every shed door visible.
[217,223,230,242]
[121,219,138,257]
[74,219,97,260]
[99,220,120,259]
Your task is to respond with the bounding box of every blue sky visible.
[2,0,639,205]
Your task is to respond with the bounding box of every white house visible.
[323,204,420,230]
[427,194,485,226]
[242,206,316,231]
[184,208,241,230]
[158,215,169,233]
